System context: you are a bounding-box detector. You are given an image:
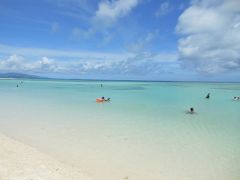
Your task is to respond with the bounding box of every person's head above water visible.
[190,107,194,112]
[101,96,105,100]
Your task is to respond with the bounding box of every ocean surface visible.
[0,79,239,180]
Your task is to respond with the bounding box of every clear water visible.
[0,79,239,180]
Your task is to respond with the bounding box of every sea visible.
[0,79,239,180]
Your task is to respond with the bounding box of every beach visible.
[0,132,91,180]
[0,79,240,180]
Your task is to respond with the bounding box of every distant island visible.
[0,73,45,79]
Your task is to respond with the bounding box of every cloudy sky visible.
[0,0,240,81]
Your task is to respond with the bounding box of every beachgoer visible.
[190,107,194,113]
[185,107,196,114]
[233,96,240,101]
[97,97,110,102]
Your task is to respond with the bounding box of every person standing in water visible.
[205,93,210,99]
[190,107,194,114]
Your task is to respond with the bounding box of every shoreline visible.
[0,132,92,180]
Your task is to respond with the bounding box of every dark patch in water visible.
[212,87,240,91]
[112,86,145,91]
[166,84,192,87]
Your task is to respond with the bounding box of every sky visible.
[0,0,240,81]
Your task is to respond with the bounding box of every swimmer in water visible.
[186,107,195,114]
[205,93,210,99]
[102,97,111,102]
[233,96,240,101]
[190,107,194,113]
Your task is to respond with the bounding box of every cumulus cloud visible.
[0,54,24,71]
[68,52,178,76]
[95,0,139,26]
[176,0,240,74]
[0,52,178,76]
[0,55,64,73]
[69,0,140,44]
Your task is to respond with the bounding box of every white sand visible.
[0,133,92,180]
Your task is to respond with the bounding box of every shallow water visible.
[0,79,239,180]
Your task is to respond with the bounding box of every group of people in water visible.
[97,88,239,110]
[188,92,239,114]
[16,81,23,87]
[187,93,211,114]
[233,96,240,101]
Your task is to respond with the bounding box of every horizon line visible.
[0,72,239,83]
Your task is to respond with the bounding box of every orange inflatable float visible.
[96,97,111,102]
[96,98,105,102]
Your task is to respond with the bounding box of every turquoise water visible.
[0,79,239,179]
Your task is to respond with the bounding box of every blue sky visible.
[0,0,240,81]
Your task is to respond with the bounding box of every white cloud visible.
[35,57,60,72]
[68,0,140,44]
[0,51,178,76]
[155,2,172,18]
[176,5,225,34]
[95,0,139,26]
[64,52,178,76]
[0,55,64,73]
[176,0,240,74]
[0,54,24,71]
